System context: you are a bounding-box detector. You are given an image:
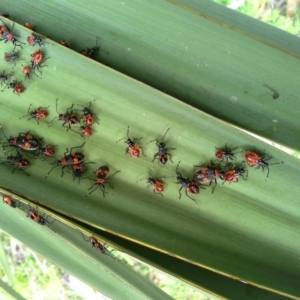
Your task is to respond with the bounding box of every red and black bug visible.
[244,150,283,178]
[193,162,223,193]
[19,104,49,124]
[117,126,144,158]
[27,208,54,226]
[175,161,200,203]
[22,65,39,80]
[27,33,46,47]
[0,151,30,176]
[215,146,238,163]
[30,50,49,74]
[148,128,176,165]
[35,144,56,160]
[7,80,24,94]
[4,51,19,62]
[24,22,35,30]
[70,163,87,182]
[147,175,166,196]
[222,165,248,185]
[45,142,85,179]
[80,125,92,137]
[0,19,25,50]
[80,37,101,58]
[48,99,81,135]
[0,126,42,152]
[77,100,99,127]
[3,195,19,208]
[85,166,120,198]
[69,162,95,183]
[81,232,105,253]
[60,39,70,48]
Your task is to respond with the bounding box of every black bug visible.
[148,128,176,165]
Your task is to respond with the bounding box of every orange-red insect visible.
[2,195,18,208]
[27,33,45,47]
[20,104,49,124]
[45,142,85,179]
[30,50,49,73]
[24,22,35,30]
[27,208,54,226]
[117,126,144,158]
[176,161,200,203]
[81,232,109,254]
[60,39,70,48]
[80,100,99,127]
[222,167,248,185]
[193,162,222,193]
[215,146,237,163]
[244,150,283,178]
[147,176,165,196]
[85,166,120,198]
[81,125,92,137]
[7,80,24,94]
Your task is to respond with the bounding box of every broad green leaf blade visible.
[0,18,299,299]
[1,0,300,151]
[0,199,172,300]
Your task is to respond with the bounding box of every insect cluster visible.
[0,15,104,96]
[0,14,284,257]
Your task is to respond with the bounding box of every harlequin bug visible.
[48,99,81,135]
[30,50,49,74]
[0,126,42,152]
[45,142,85,179]
[77,100,99,126]
[193,162,222,193]
[148,128,176,165]
[176,161,200,202]
[215,146,238,163]
[85,166,120,198]
[222,165,248,185]
[0,150,30,176]
[7,80,24,94]
[60,39,70,48]
[80,125,92,137]
[24,22,35,30]
[3,195,19,208]
[27,208,54,226]
[117,126,145,158]
[0,19,25,50]
[244,150,283,178]
[27,33,45,47]
[19,104,49,124]
[4,51,19,62]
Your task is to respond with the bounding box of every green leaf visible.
[2,0,299,151]
[0,200,172,300]
[0,2,299,299]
